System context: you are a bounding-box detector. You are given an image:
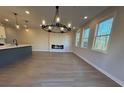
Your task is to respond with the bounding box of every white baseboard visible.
[73,51,124,87]
[32,49,49,52]
[32,49,72,53]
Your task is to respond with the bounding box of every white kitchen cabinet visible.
[0,26,6,38]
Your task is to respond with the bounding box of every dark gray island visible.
[0,45,32,67]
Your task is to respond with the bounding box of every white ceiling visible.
[0,6,108,29]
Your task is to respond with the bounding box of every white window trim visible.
[92,16,115,54]
[75,31,81,48]
[81,27,90,48]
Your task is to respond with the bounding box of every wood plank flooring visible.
[0,52,120,87]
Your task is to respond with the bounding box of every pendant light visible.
[14,13,20,29]
[24,20,29,32]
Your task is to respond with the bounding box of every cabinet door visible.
[0,26,6,38]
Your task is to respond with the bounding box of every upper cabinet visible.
[0,26,6,38]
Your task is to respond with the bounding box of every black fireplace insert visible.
[51,45,64,49]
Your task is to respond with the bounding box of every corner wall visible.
[72,7,124,86]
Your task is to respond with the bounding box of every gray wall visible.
[5,26,18,44]
[73,7,124,86]
[17,28,73,52]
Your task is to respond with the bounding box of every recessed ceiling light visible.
[25,11,30,14]
[84,16,88,20]
[4,19,9,22]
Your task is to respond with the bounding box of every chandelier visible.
[41,6,73,33]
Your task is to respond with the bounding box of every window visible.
[93,17,114,51]
[81,27,90,48]
[75,31,80,47]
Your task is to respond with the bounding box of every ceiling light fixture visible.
[56,17,60,23]
[84,16,88,20]
[24,20,29,32]
[42,20,46,25]
[60,27,64,31]
[41,6,72,33]
[25,11,30,14]
[25,28,29,32]
[4,19,9,22]
[68,23,72,28]
[48,26,52,30]
[14,13,20,29]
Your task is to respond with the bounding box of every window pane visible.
[95,36,109,50]
[84,28,90,38]
[81,27,90,48]
[97,17,113,36]
[82,38,88,48]
[75,32,80,47]
[93,17,113,51]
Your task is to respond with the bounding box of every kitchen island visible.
[0,45,32,67]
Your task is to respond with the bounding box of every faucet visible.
[13,39,18,46]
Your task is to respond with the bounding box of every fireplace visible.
[51,45,64,49]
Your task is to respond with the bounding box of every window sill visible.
[91,48,108,54]
[80,47,87,49]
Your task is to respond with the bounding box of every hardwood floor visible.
[0,52,120,87]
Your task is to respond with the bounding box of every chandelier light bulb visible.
[56,17,60,23]
[48,26,52,30]
[25,28,29,32]
[16,24,20,29]
[5,19,9,22]
[42,20,46,25]
[68,23,71,28]
[60,27,64,31]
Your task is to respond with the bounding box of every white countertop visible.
[0,44,31,50]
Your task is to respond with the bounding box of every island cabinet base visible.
[0,46,32,67]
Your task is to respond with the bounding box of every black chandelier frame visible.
[41,6,72,33]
